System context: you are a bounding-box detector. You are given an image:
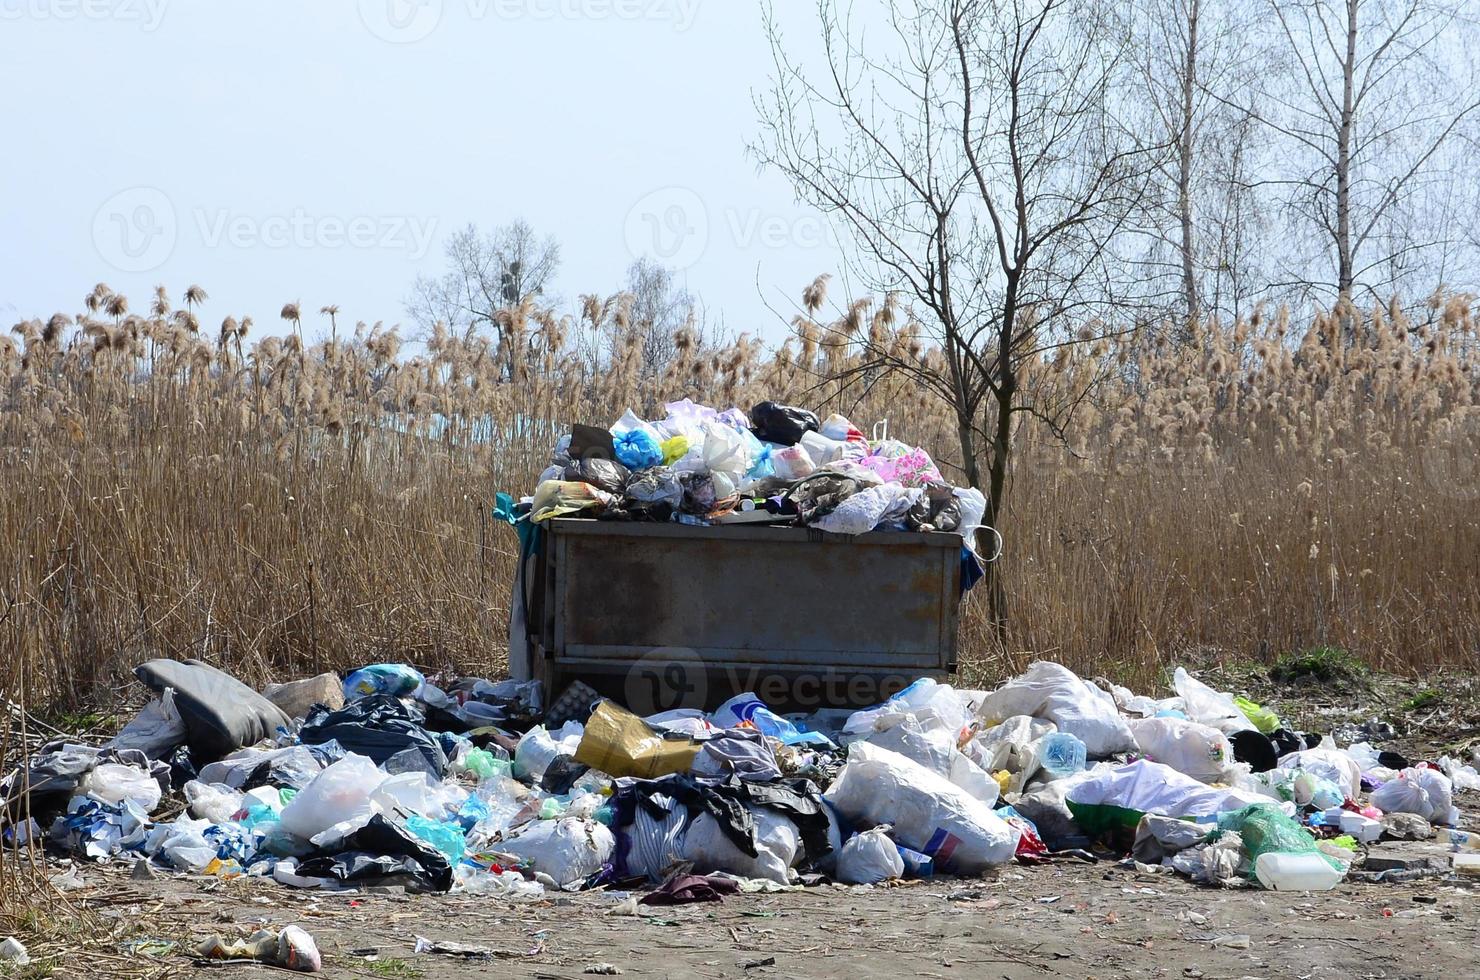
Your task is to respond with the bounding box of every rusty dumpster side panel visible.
[533,519,961,711]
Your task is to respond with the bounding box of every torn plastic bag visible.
[701,420,753,485]
[134,659,291,762]
[497,816,615,888]
[975,662,1136,756]
[299,695,447,776]
[677,470,719,515]
[683,807,799,885]
[513,721,585,784]
[623,466,683,520]
[572,701,701,779]
[277,754,387,842]
[840,677,974,745]
[1131,813,1210,863]
[824,742,1018,873]
[371,771,467,821]
[836,826,905,884]
[10,743,100,819]
[197,745,326,791]
[812,483,909,535]
[968,715,1056,784]
[749,401,819,446]
[183,781,245,823]
[80,763,163,813]
[48,796,151,860]
[105,689,187,760]
[296,813,453,892]
[906,483,963,534]
[530,480,615,522]
[1128,717,1235,783]
[1172,668,1256,735]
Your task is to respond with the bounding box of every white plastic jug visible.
[1253,852,1343,891]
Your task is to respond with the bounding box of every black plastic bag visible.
[906,482,962,533]
[749,402,819,446]
[567,424,617,462]
[563,457,631,495]
[299,695,448,777]
[295,814,452,892]
[623,466,683,521]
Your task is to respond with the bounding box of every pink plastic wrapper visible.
[859,447,943,487]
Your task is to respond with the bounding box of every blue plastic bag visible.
[614,429,663,470]
[711,692,835,748]
[343,664,425,701]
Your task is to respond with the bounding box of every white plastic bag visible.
[1172,668,1255,735]
[681,808,799,885]
[976,662,1136,756]
[277,754,386,841]
[1128,717,1234,783]
[145,817,218,872]
[371,771,466,820]
[498,817,615,888]
[824,742,1019,873]
[968,715,1057,782]
[812,484,900,535]
[1371,765,1454,822]
[1066,760,1264,820]
[865,715,999,805]
[513,722,584,783]
[842,678,974,743]
[836,826,905,884]
[107,689,187,759]
[769,443,816,481]
[183,781,245,823]
[611,408,660,441]
[82,763,162,813]
[1276,742,1362,799]
[701,421,752,483]
[799,430,847,465]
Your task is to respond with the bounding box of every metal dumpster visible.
[523,518,962,713]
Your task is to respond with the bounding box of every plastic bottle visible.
[1038,732,1088,779]
[1253,852,1343,891]
[1436,828,1480,852]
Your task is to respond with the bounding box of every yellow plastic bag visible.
[660,435,691,465]
[573,701,700,779]
[1234,696,1281,735]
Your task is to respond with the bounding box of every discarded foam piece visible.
[264,673,345,719]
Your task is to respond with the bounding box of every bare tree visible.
[408,220,561,341]
[622,257,695,380]
[1124,0,1267,328]
[755,0,1162,629]
[1246,0,1480,304]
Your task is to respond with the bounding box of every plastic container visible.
[1437,829,1480,852]
[1339,811,1382,844]
[1038,732,1088,779]
[1453,853,1480,875]
[1253,852,1343,891]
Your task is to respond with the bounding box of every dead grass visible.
[1,284,1478,713]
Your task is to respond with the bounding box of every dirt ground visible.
[39,824,1475,980]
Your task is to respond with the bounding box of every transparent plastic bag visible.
[277,754,385,841]
[183,781,245,823]
[82,763,162,812]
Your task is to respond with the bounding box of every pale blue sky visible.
[0,0,843,342]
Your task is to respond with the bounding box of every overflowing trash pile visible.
[6,658,1480,941]
[520,399,993,553]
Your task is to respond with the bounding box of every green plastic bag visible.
[1233,696,1281,734]
[1213,804,1342,881]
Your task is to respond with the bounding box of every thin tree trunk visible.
[1178,0,1200,332]
[1336,0,1358,301]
